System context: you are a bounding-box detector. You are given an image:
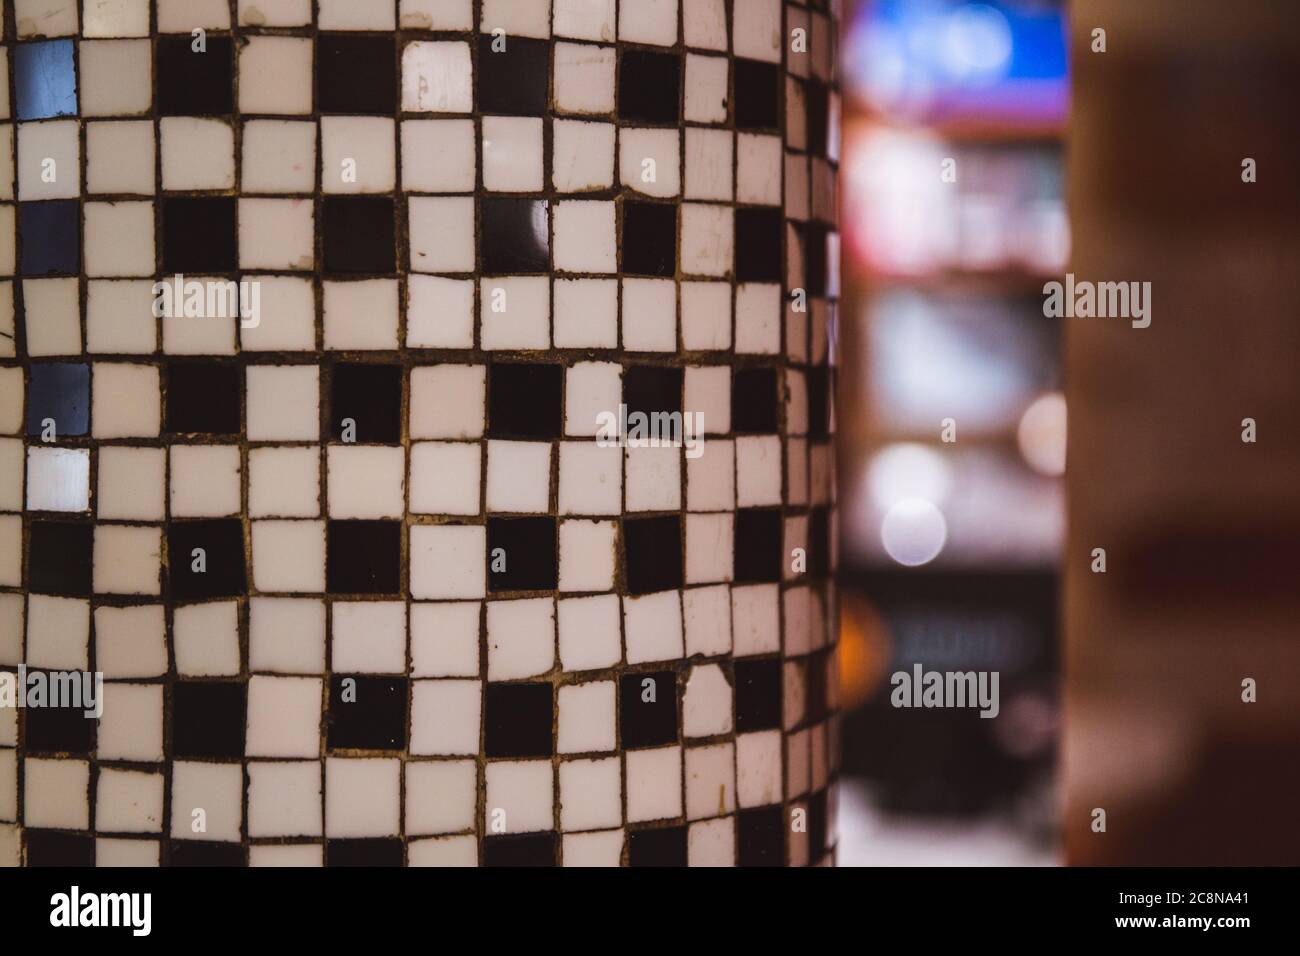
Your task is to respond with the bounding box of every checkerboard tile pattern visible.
[0,0,839,867]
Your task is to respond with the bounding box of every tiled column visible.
[0,0,839,867]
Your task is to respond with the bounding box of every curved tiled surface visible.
[0,0,839,866]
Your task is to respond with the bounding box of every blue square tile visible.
[19,201,80,276]
[14,39,78,121]
[26,363,90,438]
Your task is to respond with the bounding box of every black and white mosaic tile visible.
[0,0,839,867]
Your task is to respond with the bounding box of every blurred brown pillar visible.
[1065,0,1300,864]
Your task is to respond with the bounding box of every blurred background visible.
[835,0,1300,866]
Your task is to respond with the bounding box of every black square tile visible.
[27,521,92,596]
[808,789,829,864]
[733,509,782,584]
[805,648,828,723]
[165,360,241,436]
[805,80,830,157]
[622,515,682,595]
[173,681,246,759]
[318,34,396,114]
[477,35,549,116]
[481,198,549,274]
[735,207,782,283]
[327,839,403,867]
[734,59,780,130]
[622,365,682,420]
[162,197,237,274]
[621,201,676,277]
[323,197,396,275]
[488,363,561,439]
[619,671,678,747]
[802,221,831,296]
[619,50,681,124]
[737,805,785,866]
[328,676,409,751]
[19,201,79,276]
[808,506,830,577]
[25,363,89,437]
[806,365,830,439]
[329,363,403,444]
[628,825,688,866]
[734,658,782,731]
[23,682,95,753]
[168,841,245,866]
[732,367,779,433]
[167,520,247,599]
[483,832,557,867]
[156,35,234,115]
[487,517,558,592]
[326,521,402,594]
[485,682,553,758]
[25,831,95,867]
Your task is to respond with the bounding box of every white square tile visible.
[564,362,621,437]
[683,0,727,50]
[93,524,161,596]
[16,120,79,200]
[0,439,20,511]
[239,36,313,115]
[733,0,782,62]
[332,601,407,673]
[84,201,154,277]
[247,761,322,838]
[402,40,473,113]
[684,661,733,737]
[407,276,476,349]
[242,276,316,352]
[625,444,681,512]
[736,730,783,808]
[558,441,621,515]
[246,365,319,441]
[173,600,240,676]
[169,444,241,518]
[623,590,684,663]
[558,520,616,593]
[621,278,677,353]
[409,365,485,439]
[86,121,154,194]
[685,127,733,200]
[249,597,326,674]
[401,119,476,193]
[731,583,780,656]
[24,758,89,831]
[249,844,321,867]
[25,594,89,669]
[242,120,316,194]
[485,760,553,834]
[410,196,475,273]
[553,279,617,348]
[323,279,400,351]
[249,446,320,518]
[482,116,544,192]
[685,53,730,124]
[246,676,322,757]
[410,524,486,599]
[685,512,733,584]
[410,601,480,678]
[554,0,615,41]
[96,683,164,760]
[481,0,550,37]
[684,364,730,434]
[620,128,680,198]
[552,119,615,192]
[735,435,782,507]
[327,445,405,520]
[160,118,234,191]
[410,679,481,755]
[325,758,401,838]
[251,520,326,593]
[557,594,620,673]
[238,0,312,26]
[479,277,549,350]
[619,0,678,46]
[553,43,615,115]
[625,745,682,822]
[94,606,167,681]
[685,741,736,820]
[735,283,782,355]
[410,442,481,516]
[321,116,396,194]
[680,203,733,278]
[553,201,616,274]
[239,198,314,271]
[95,768,163,834]
[689,816,734,865]
[78,38,151,116]
[485,440,551,513]
[86,279,155,354]
[157,0,229,31]
[97,447,164,521]
[24,446,88,512]
[21,278,79,357]
[83,0,149,36]
[737,133,782,205]
[318,0,394,29]
[560,757,621,831]
[563,829,623,866]
[681,282,731,351]
[486,597,555,681]
[408,835,476,866]
[400,0,472,30]
[170,761,241,842]
[406,760,477,835]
